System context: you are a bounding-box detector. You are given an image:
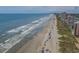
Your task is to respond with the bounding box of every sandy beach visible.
[17,15,59,53]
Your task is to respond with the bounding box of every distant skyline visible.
[0,6,79,13]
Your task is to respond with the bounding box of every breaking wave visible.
[0,14,54,53]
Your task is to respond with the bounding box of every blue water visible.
[0,14,49,42]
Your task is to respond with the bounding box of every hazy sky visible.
[0,6,78,13]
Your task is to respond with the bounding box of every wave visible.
[0,14,54,52]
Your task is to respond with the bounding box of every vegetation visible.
[72,14,79,18]
[56,15,79,53]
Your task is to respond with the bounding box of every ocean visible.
[0,13,53,52]
[0,14,48,34]
[0,14,48,41]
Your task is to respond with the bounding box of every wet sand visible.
[17,15,59,53]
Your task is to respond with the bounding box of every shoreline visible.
[5,21,47,53]
[0,14,59,53]
[17,15,59,53]
[17,19,51,53]
[3,14,53,53]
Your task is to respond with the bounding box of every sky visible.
[0,6,79,13]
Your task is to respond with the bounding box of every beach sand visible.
[17,15,59,53]
[17,19,51,53]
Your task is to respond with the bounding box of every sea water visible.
[0,14,48,42]
[0,13,54,52]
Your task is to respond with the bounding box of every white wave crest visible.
[0,14,54,52]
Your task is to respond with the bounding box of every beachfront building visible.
[74,21,79,36]
[67,14,74,29]
[59,12,67,23]
[59,12,75,29]
[59,12,79,37]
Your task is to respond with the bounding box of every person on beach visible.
[44,43,46,46]
[46,49,51,53]
[41,47,45,53]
